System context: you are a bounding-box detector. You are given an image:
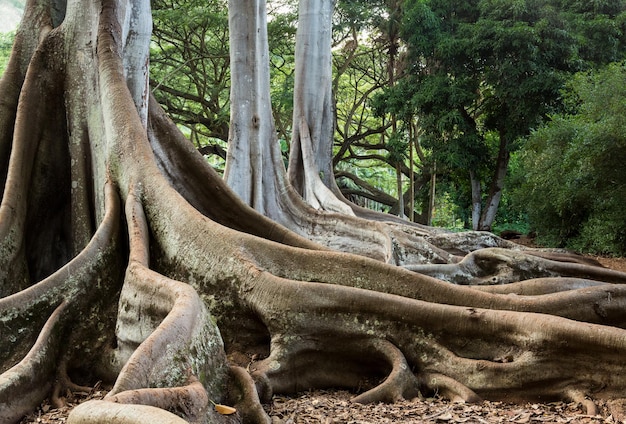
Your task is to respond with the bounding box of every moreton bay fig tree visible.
[3,1,626,423]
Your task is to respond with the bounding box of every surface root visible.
[228,366,271,424]
[566,390,598,416]
[67,399,189,424]
[352,340,420,404]
[105,379,209,422]
[418,372,482,403]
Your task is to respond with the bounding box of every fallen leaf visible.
[215,404,237,415]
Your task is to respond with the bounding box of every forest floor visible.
[19,248,626,424]
[19,384,626,423]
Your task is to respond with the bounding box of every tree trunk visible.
[223,0,278,215]
[395,162,405,219]
[4,2,626,424]
[287,0,353,215]
[479,132,510,231]
[470,169,482,231]
[428,163,436,226]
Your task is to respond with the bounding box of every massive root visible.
[3,1,626,424]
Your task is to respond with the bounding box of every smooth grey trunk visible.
[121,0,152,128]
[478,135,510,231]
[395,163,405,219]
[287,0,352,215]
[470,169,482,231]
[224,0,282,216]
[428,163,436,226]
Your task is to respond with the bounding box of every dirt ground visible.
[19,386,626,423]
[18,254,626,424]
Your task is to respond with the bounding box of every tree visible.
[0,32,15,76]
[516,62,626,255]
[150,0,231,167]
[386,0,626,231]
[3,1,626,424]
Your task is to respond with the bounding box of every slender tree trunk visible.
[287,0,352,214]
[223,0,281,216]
[428,162,436,226]
[409,132,415,222]
[470,169,482,231]
[479,132,510,231]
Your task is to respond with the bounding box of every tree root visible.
[228,366,271,424]
[418,372,482,403]
[470,277,607,295]
[406,247,626,285]
[0,302,67,423]
[68,400,189,424]
[352,340,420,404]
[105,379,209,423]
[240,273,626,407]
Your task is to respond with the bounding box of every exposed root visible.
[110,265,228,397]
[51,361,96,409]
[106,379,209,422]
[406,247,626,285]
[67,400,189,424]
[351,340,420,404]
[470,278,607,295]
[0,302,67,423]
[228,366,271,424]
[418,372,482,403]
[566,390,598,416]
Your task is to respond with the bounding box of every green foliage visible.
[373,0,626,231]
[386,132,408,164]
[150,0,231,157]
[0,31,15,77]
[515,62,626,255]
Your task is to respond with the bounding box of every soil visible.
[18,386,626,423]
[18,254,626,424]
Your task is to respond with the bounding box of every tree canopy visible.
[374,0,626,230]
[515,62,626,255]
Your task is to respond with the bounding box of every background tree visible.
[4,2,626,424]
[381,0,626,231]
[0,32,15,76]
[150,0,231,169]
[514,62,626,255]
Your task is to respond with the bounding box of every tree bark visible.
[478,132,510,231]
[223,0,278,215]
[4,2,626,424]
[470,169,482,231]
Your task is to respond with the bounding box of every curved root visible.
[228,366,271,424]
[0,302,67,423]
[471,278,607,295]
[566,390,598,416]
[106,379,209,422]
[418,372,482,403]
[352,340,420,404]
[67,400,189,424]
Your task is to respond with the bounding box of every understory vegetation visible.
[1,0,625,253]
[148,0,626,254]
